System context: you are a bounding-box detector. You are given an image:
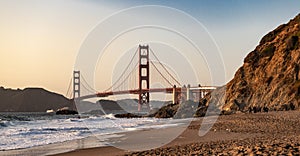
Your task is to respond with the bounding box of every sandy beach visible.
[50,111,300,156]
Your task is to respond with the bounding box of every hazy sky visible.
[1,0,300,97]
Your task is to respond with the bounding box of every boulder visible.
[56,107,78,115]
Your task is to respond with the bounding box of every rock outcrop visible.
[210,14,300,112]
[0,87,75,112]
[56,107,78,115]
[148,101,202,118]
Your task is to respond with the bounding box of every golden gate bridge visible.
[66,45,216,111]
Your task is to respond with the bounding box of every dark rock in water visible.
[114,113,142,118]
[174,100,198,119]
[56,107,78,115]
[56,110,78,115]
[147,108,161,117]
[148,108,160,115]
[153,102,178,118]
[150,101,201,118]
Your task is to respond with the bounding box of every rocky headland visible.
[204,13,300,113]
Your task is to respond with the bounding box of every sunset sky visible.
[1,0,300,97]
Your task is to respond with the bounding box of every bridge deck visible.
[77,86,217,100]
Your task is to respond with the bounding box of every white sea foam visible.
[0,115,182,151]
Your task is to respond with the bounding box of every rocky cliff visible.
[213,14,300,112]
[0,87,75,112]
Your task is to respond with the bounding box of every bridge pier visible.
[172,85,178,104]
[186,84,192,101]
[198,84,203,99]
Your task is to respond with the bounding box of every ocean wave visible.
[0,121,15,127]
[15,127,91,136]
[0,121,8,127]
[102,114,116,119]
[0,114,30,121]
[65,118,84,122]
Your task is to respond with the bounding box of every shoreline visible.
[53,118,257,156]
[56,111,300,155]
[0,117,192,156]
[0,134,116,156]
[53,115,257,156]
[2,111,300,155]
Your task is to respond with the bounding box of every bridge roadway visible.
[76,86,217,101]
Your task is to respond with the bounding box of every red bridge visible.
[66,45,216,111]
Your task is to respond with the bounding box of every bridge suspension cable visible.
[110,62,139,91]
[65,77,72,98]
[149,48,181,86]
[81,73,98,93]
[81,82,94,94]
[150,61,173,86]
[104,47,139,92]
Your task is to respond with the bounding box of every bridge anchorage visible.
[71,44,217,112]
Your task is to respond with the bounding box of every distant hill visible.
[0,87,75,112]
[207,13,300,112]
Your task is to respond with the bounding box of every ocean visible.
[0,112,184,152]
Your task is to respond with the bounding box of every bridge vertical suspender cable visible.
[108,62,139,92]
[80,74,98,93]
[104,48,139,92]
[66,77,73,98]
[149,48,181,86]
[150,61,173,86]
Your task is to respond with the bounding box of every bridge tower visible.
[138,45,150,111]
[73,71,80,98]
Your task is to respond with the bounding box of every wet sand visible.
[53,111,300,156]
